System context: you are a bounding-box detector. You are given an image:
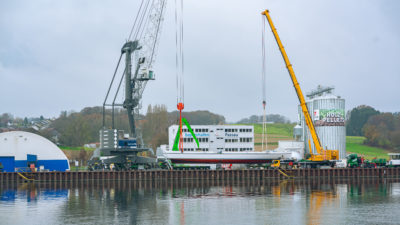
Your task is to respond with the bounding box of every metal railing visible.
[15,167,35,181]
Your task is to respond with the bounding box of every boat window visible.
[391,154,400,160]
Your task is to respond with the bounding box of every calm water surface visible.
[1,178,400,225]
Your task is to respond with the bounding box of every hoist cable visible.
[128,0,145,41]
[138,0,153,41]
[134,0,151,41]
[180,0,184,103]
[132,0,147,41]
[175,0,179,104]
[261,15,267,150]
[262,16,266,103]
[175,0,184,104]
[148,0,166,68]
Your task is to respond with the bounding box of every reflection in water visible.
[0,178,399,225]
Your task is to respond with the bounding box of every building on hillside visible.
[30,118,53,131]
[0,131,70,172]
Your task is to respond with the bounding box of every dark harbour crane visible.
[89,0,167,170]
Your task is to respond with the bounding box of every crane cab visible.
[138,68,155,81]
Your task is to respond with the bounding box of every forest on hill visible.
[0,105,225,149]
[346,105,400,150]
[1,104,399,151]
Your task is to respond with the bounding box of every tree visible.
[0,113,13,127]
[51,109,100,146]
[236,114,290,124]
[169,110,225,125]
[267,114,291,124]
[363,113,400,149]
[23,117,29,127]
[142,104,169,149]
[346,105,379,136]
[2,106,227,147]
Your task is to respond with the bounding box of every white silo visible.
[299,86,346,159]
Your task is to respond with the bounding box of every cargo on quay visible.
[157,125,304,165]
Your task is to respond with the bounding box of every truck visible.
[346,154,388,168]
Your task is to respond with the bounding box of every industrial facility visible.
[91,4,343,170]
[0,131,70,172]
[0,4,397,179]
[299,86,346,159]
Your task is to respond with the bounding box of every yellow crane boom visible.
[262,9,338,161]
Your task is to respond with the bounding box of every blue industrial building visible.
[0,131,70,172]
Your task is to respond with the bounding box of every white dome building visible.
[0,131,70,172]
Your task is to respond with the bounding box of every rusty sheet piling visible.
[0,168,399,183]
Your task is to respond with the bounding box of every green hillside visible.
[234,123,295,137]
[232,123,294,150]
[59,146,95,151]
[346,136,390,160]
[244,124,391,159]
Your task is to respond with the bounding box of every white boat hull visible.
[162,151,289,164]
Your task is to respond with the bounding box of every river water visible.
[0,178,399,225]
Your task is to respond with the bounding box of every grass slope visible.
[234,123,295,136]
[346,136,390,160]
[59,146,95,151]
[232,123,295,150]
[245,124,391,159]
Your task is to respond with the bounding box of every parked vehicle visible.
[387,153,400,167]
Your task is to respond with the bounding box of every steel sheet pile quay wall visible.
[1,176,396,195]
[1,168,400,183]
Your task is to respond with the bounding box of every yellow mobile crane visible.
[262,10,339,167]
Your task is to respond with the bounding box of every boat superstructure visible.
[157,125,303,164]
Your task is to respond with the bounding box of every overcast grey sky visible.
[1,0,399,122]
